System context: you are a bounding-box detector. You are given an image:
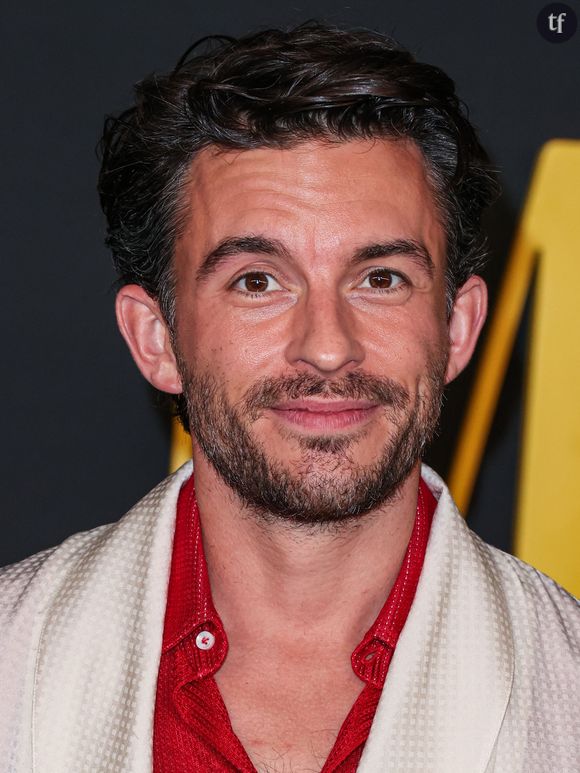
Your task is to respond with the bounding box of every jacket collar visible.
[359,465,515,773]
[32,462,193,772]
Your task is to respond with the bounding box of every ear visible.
[115,285,182,394]
[445,275,488,384]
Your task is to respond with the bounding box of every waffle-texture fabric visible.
[153,474,435,772]
[0,463,579,772]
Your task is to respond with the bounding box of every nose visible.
[284,287,365,375]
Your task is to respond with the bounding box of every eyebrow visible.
[195,234,435,284]
[196,236,291,284]
[352,239,435,279]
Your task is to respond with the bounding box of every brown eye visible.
[243,272,269,292]
[360,269,404,291]
[369,270,393,289]
[232,271,283,294]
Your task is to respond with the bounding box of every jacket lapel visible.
[358,466,514,773]
[31,462,193,773]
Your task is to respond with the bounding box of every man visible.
[0,22,578,773]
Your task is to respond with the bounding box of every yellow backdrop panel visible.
[450,140,580,596]
[514,141,580,596]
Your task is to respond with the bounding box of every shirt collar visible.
[161,476,228,678]
[162,473,435,687]
[351,479,435,687]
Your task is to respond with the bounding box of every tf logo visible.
[537,3,578,41]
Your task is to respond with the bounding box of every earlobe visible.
[445,276,488,384]
[115,285,183,394]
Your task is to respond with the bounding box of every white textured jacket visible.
[0,464,578,772]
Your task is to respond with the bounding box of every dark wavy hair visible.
[99,20,498,345]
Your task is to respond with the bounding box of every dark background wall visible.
[1,0,578,566]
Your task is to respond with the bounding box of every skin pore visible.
[116,138,487,771]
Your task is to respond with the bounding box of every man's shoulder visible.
[460,501,580,642]
[421,463,579,767]
[466,516,580,767]
[484,538,580,656]
[0,464,192,769]
[422,464,580,647]
[486,536,579,608]
[0,526,110,625]
[0,463,193,627]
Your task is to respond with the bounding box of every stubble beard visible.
[177,354,447,530]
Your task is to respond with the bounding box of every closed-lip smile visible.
[272,399,378,413]
[269,399,380,431]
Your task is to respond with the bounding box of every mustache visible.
[241,371,410,419]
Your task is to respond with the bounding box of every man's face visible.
[172,139,451,526]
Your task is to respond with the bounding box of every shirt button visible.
[195,630,216,650]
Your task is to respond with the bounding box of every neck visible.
[191,453,422,654]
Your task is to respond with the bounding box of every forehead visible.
[178,138,446,266]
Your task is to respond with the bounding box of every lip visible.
[270,400,380,431]
[272,399,378,412]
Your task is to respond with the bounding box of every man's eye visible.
[359,269,405,291]
[232,272,283,295]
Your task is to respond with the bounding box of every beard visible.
[176,353,447,530]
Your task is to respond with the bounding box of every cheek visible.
[210,326,280,376]
[177,305,279,393]
[367,311,447,378]
[197,305,292,373]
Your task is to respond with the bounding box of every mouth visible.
[269,400,380,431]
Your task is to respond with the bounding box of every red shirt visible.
[154,475,436,771]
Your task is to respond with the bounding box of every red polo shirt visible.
[154,474,436,771]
